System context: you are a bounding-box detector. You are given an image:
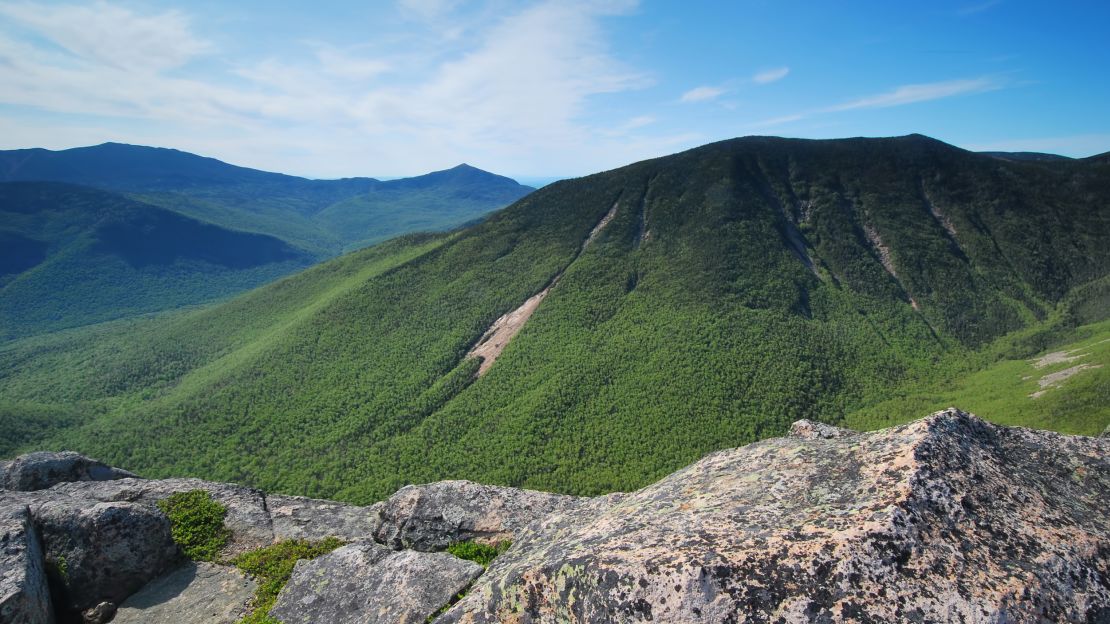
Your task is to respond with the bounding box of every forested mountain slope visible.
[0,182,312,338]
[2,134,1108,503]
[0,144,532,337]
[0,143,533,255]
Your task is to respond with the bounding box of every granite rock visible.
[0,451,135,492]
[0,504,54,624]
[267,495,383,542]
[439,409,1110,623]
[113,562,256,624]
[53,477,273,555]
[35,498,179,613]
[789,418,857,439]
[375,480,584,551]
[271,541,482,624]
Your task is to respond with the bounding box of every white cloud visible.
[751,76,1005,128]
[0,1,210,73]
[752,67,789,84]
[0,0,668,177]
[680,86,725,103]
[397,0,462,19]
[829,77,1001,111]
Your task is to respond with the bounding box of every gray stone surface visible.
[113,562,256,624]
[375,480,584,551]
[267,495,383,542]
[35,498,179,612]
[0,451,135,492]
[440,409,1110,623]
[0,504,53,624]
[53,477,273,555]
[81,601,116,624]
[788,418,857,439]
[271,541,482,624]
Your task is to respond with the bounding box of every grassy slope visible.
[2,135,1108,503]
[845,319,1110,435]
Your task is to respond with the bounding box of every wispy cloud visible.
[680,86,725,103]
[752,67,789,84]
[752,76,1005,128]
[829,77,1002,111]
[956,0,1002,16]
[0,0,671,177]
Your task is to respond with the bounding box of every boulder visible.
[35,498,179,613]
[788,418,856,439]
[439,409,1110,623]
[113,562,256,624]
[267,495,383,542]
[270,541,482,624]
[81,601,116,624]
[0,504,53,624]
[53,477,273,554]
[375,480,584,551]
[0,451,135,492]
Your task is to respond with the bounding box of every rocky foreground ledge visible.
[2,408,1108,623]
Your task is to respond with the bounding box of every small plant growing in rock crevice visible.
[232,537,344,624]
[157,489,230,562]
[47,555,69,583]
[446,540,511,568]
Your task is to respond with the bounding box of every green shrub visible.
[446,540,511,568]
[157,490,230,562]
[232,537,344,624]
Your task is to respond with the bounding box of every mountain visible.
[0,144,533,337]
[979,150,1074,162]
[1,134,1108,503]
[0,182,312,339]
[0,143,534,255]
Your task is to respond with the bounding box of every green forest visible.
[2,135,1108,504]
[0,144,531,338]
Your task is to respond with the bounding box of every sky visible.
[1,0,1108,180]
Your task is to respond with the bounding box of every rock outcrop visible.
[112,562,256,624]
[52,478,274,555]
[2,408,1108,623]
[0,504,53,624]
[267,495,383,542]
[34,498,178,613]
[270,541,483,624]
[788,418,856,439]
[439,409,1110,623]
[0,454,384,621]
[375,480,584,551]
[0,452,135,492]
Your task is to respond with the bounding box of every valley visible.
[1,135,1107,505]
[0,144,532,338]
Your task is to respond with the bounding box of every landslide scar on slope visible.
[467,200,621,377]
[862,223,920,311]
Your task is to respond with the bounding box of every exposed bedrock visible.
[439,409,1110,623]
[1,408,1107,623]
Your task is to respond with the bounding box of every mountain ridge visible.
[0,144,533,337]
[2,133,1107,503]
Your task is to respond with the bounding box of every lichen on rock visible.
[439,409,1110,623]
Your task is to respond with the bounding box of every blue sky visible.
[1,0,1107,179]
